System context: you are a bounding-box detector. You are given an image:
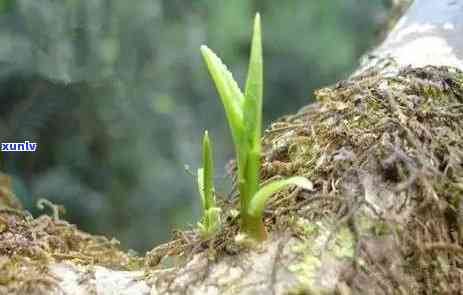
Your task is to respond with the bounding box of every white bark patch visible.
[388,37,463,69]
[50,263,150,295]
[94,266,150,295]
[392,23,434,43]
[360,0,463,71]
[49,263,93,295]
[145,233,302,295]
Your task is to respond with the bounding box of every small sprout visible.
[197,131,221,239]
[201,13,313,241]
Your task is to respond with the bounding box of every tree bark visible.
[358,0,463,72]
[3,1,463,294]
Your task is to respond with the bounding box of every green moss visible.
[148,64,463,292]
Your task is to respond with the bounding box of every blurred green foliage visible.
[0,0,390,251]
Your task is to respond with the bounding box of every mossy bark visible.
[3,1,463,294]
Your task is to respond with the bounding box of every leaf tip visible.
[253,13,261,36]
[203,130,211,153]
[200,45,211,57]
[254,12,261,25]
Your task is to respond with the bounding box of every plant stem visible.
[240,210,267,241]
[240,148,264,239]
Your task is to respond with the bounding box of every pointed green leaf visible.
[197,167,205,205]
[241,13,263,205]
[202,131,214,210]
[244,13,263,148]
[197,132,221,239]
[200,46,245,146]
[248,176,313,217]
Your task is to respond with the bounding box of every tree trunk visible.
[359,0,463,71]
[2,1,463,294]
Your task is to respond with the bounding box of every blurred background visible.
[0,0,393,252]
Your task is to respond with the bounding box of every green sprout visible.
[200,13,313,241]
[197,130,221,239]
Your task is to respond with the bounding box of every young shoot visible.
[197,131,221,239]
[201,13,313,241]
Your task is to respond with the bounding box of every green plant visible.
[197,131,221,239]
[201,13,313,241]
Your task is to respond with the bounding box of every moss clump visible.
[147,65,463,295]
[261,65,463,293]
[0,202,143,293]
